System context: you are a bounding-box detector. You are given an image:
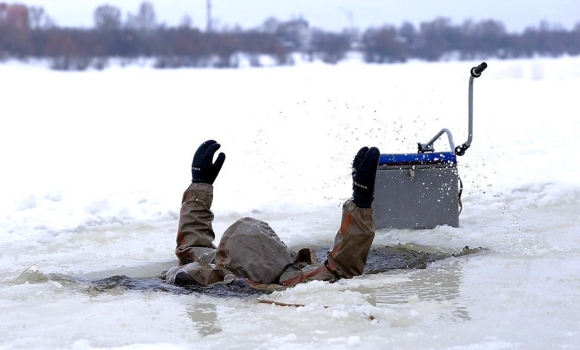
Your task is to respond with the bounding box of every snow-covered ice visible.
[1,56,579,349]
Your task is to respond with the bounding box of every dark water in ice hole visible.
[84,245,484,298]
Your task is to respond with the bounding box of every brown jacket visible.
[163,183,375,288]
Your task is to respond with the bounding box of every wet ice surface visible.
[1,57,580,349]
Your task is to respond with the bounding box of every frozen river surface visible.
[1,56,579,349]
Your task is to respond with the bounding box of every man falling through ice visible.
[162,140,380,289]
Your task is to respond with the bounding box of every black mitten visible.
[352,146,380,208]
[191,140,226,184]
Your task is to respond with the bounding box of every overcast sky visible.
[16,0,580,32]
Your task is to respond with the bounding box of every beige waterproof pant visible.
[163,183,375,288]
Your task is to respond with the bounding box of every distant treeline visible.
[1,2,579,70]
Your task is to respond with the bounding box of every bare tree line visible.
[1,2,579,70]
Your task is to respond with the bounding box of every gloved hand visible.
[191,140,226,184]
[352,146,380,208]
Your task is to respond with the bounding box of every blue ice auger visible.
[373,62,488,229]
